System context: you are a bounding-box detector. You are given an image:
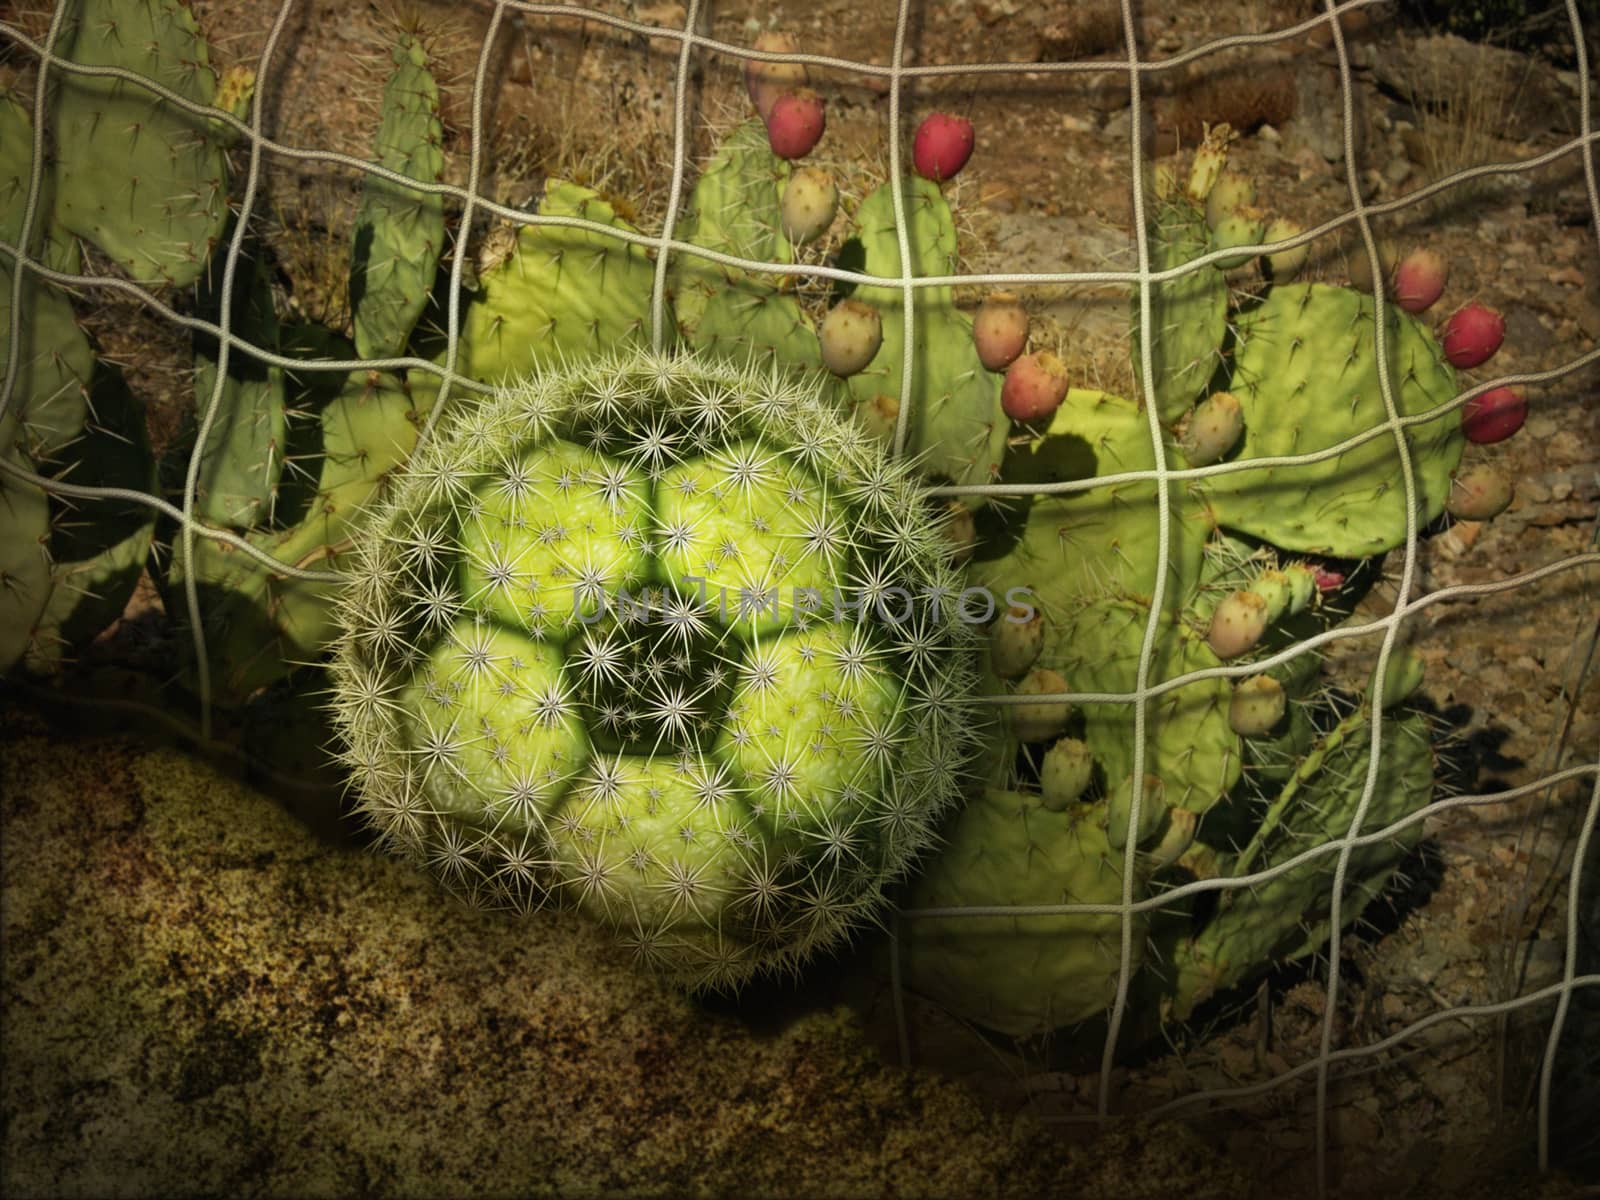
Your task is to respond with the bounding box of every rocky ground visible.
[2,0,1598,1195]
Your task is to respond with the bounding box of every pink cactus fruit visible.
[1461,385,1527,444]
[1393,246,1448,314]
[973,291,1029,371]
[745,32,807,121]
[819,299,882,376]
[1445,464,1514,521]
[1440,302,1505,369]
[765,88,825,160]
[1313,567,1345,594]
[912,112,974,182]
[1000,351,1069,423]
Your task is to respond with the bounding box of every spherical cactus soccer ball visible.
[330,349,984,990]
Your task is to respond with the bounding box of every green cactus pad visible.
[462,182,661,381]
[0,452,52,673]
[901,788,1147,1037]
[50,0,229,288]
[20,362,157,675]
[673,120,824,373]
[170,367,421,703]
[1169,705,1434,1018]
[0,97,91,464]
[191,236,286,529]
[845,176,1007,503]
[1062,598,1240,818]
[331,349,982,990]
[1206,283,1465,557]
[1132,199,1228,424]
[350,33,445,362]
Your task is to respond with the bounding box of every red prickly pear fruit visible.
[1229,675,1286,737]
[990,603,1045,679]
[1001,351,1069,423]
[973,290,1029,371]
[1446,464,1514,521]
[1393,247,1449,314]
[1314,567,1345,593]
[912,112,974,182]
[746,32,807,122]
[1440,302,1505,368]
[1207,589,1268,660]
[780,167,838,245]
[1461,385,1527,444]
[765,88,825,160]
[819,299,882,376]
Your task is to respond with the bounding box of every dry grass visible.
[1404,45,1520,221]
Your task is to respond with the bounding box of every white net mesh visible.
[1,0,1597,1189]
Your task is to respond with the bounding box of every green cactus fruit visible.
[989,602,1043,679]
[1011,667,1072,743]
[1184,123,1233,205]
[1133,197,1229,423]
[330,349,982,990]
[1040,736,1094,811]
[1203,170,1257,230]
[464,181,661,382]
[900,788,1149,1038]
[1207,283,1464,557]
[0,452,52,673]
[673,120,824,374]
[50,0,228,288]
[1146,806,1198,870]
[170,363,421,703]
[780,166,838,246]
[845,175,1007,504]
[191,234,286,529]
[1261,216,1310,283]
[1169,705,1433,1019]
[19,362,157,675]
[1208,206,1267,272]
[1179,390,1243,466]
[1228,674,1286,736]
[1345,233,1399,295]
[1207,589,1268,659]
[351,32,445,361]
[819,300,883,377]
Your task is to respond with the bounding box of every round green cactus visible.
[330,349,984,989]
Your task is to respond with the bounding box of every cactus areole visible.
[330,350,984,991]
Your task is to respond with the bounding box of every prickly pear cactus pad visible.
[330,350,984,990]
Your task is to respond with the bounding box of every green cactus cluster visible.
[894,130,1468,1041]
[329,349,982,989]
[1,7,1504,1056]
